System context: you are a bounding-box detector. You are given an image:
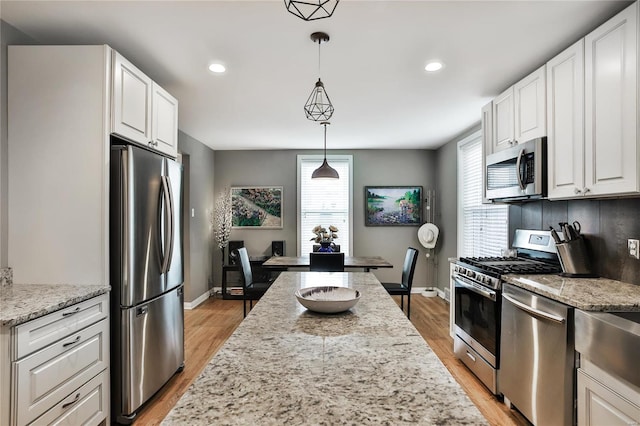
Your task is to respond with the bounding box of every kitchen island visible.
[164,272,487,425]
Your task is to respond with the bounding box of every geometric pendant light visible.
[284,0,339,21]
[312,121,339,179]
[304,32,334,122]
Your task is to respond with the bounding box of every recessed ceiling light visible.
[208,63,226,73]
[425,62,443,72]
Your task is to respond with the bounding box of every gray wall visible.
[0,21,37,267]
[434,136,459,293]
[214,149,437,287]
[178,130,216,302]
[509,198,640,285]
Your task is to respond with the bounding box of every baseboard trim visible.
[184,290,210,310]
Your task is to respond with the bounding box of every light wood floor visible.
[133,294,529,425]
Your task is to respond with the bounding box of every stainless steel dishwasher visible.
[500,283,575,426]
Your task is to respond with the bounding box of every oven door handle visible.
[453,276,496,301]
[503,293,566,324]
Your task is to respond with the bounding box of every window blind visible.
[299,156,351,256]
[459,138,508,257]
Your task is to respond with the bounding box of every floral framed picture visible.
[365,186,422,226]
[231,186,283,229]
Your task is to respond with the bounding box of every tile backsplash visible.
[1,267,13,286]
[509,198,640,285]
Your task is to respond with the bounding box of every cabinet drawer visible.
[29,371,108,426]
[13,319,109,426]
[14,293,108,359]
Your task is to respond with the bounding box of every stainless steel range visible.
[452,229,561,395]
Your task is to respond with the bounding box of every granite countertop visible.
[503,274,640,311]
[0,283,111,326]
[163,272,487,425]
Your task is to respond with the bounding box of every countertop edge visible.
[1,285,111,327]
[503,275,640,312]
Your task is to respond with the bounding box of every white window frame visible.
[297,154,353,256]
[456,130,509,257]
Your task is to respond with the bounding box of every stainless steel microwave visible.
[485,137,547,202]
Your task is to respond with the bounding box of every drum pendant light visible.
[284,0,339,21]
[304,32,334,122]
[312,122,339,179]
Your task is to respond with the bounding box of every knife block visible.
[556,236,594,277]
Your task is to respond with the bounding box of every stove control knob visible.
[466,270,475,279]
[479,276,486,284]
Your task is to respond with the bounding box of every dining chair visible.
[381,247,419,319]
[238,247,272,317]
[309,252,345,272]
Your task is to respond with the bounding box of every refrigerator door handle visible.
[165,175,175,273]
[160,176,172,274]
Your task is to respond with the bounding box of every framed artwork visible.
[365,186,422,226]
[231,186,283,229]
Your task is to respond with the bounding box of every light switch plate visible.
[628,239,639,259]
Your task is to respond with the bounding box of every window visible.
[297,155,353,256]
[457,132,508,257]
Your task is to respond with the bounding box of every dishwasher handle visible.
[503,293,566,324]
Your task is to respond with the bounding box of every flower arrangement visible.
[311,225,339,243]
[210,189,232,250]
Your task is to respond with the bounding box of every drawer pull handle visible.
[62,307,80,317]
[62,393,80,409]
[466,351,476,362]
[62,335,81,347]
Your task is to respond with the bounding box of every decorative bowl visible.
[295,286,361,314]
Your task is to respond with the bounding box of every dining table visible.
[162,271,487,425]
[261,255,393,272]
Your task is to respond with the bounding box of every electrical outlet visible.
[628,239,640,259]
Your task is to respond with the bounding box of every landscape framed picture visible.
[365,186,422,226]
[231,186,283,229]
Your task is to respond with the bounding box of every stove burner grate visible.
[458,256,561,275]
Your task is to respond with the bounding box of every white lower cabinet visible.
[577,360,640,426]
[8,294,110,426]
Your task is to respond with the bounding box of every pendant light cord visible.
[323,122,327,157]
[318,39,322,80]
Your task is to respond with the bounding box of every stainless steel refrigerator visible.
[110,141,184,424]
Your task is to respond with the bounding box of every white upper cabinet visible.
[492,87,514,152]
[112,52,178,158]
[112,52,153,145]
[514,65,546,142]
[8,45,111,286]
[492,65,546,153]
[584,2,638,197]
[152,82,179,158]
[8,45,180,287]
[547,40,585,199]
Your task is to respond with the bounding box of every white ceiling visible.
[1,0,632,151]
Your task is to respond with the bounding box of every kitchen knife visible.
[550,227,562,244]
[560,222,571,241]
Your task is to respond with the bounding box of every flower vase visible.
[318,241,333,252]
